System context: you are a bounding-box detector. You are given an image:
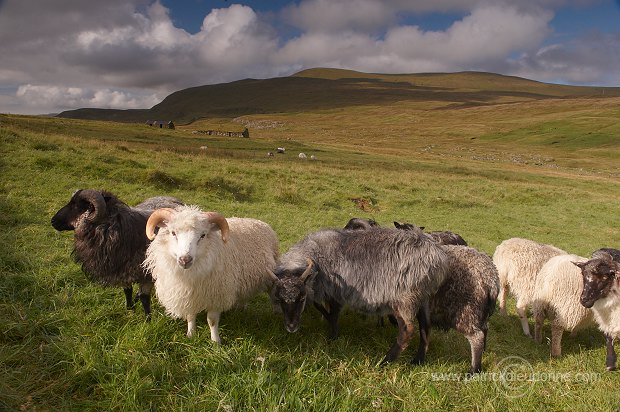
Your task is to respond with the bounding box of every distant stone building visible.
[146,120,175,129]
[191,127,249,138]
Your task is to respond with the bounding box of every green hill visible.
[57,68,620,124]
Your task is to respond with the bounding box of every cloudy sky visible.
[1,0,619,115]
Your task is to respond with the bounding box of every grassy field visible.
[1,88,620,411]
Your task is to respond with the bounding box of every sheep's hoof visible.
[606,365,616,371]
[411,356,425,366]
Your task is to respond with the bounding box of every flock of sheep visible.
[51,189,620,374]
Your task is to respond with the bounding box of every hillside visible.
[57,68,620,124]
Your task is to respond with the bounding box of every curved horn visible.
[146,208,175,240]
[203,212,229,243]
[300,258,315,282]
[267,270,279,283]
[77,189,106,222]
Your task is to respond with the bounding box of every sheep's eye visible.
[200,233,206,239]
[171,231,176,237]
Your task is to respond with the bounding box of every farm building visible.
[146,120,175,129]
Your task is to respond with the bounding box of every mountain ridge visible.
[57,68,620,124]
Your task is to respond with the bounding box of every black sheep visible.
[51,189,183,317]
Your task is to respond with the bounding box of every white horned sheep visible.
[143,205,279,342]
[576,251,620,370]
[532,254,594,357]
[492,237,567,336]
[51,189,184,317]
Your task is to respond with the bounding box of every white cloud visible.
[0,0,617,115]
[14,84,160,114]
[510,31,620,85]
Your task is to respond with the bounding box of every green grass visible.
[1,99,620,412]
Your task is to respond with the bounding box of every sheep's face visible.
[270,260,316,333]
[147,206,229,271]
[163,215,215,270]
[168,220,212,269]
[51,189,108,231]
[575,254,620,308]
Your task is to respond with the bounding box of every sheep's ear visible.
[572,261,587,270]
[393,221,402,228]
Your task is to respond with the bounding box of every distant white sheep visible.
[298,152,307,159]
[493,237,567,336]
[143,205,279,342]
[532,254,594,357]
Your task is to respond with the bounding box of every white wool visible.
[143,206,278,338]
[534,254,594,332]
[592,283,620,339]
[494,237,567,309]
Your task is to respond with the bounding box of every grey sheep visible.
[395,224,499,373]
[393,221,467,246]
[269,226,450,365]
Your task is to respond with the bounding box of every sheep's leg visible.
[498,281,508,316]
[381,308,415,365]
[123,286,134,310]
[534,307,545,344]
[605,334,617,371]
[326,299,341,340]
[186,314,197,338]
[516,299,531,337]
[313,301,330,320]
[466,329,486,375]
[550,321,563,358]
[412,305,431,365]
[138,282,154,319]
[207,311,222,344]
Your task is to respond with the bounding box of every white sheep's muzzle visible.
[177,254,194,269]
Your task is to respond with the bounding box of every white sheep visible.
[298,152,307,159]
[493,237,567,336]
[143,205,279,342]
[532,254,594,357]
[575,251,620,370]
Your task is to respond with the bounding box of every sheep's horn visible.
[203,212,229,243]
[267,270,279,283]
[146,208,175,240]
[77,189,106,222]
[300,258,315,282]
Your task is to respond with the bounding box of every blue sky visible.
[1,0,619,114]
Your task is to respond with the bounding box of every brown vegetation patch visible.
[350,197,379,212]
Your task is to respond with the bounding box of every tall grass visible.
[1,109,619,411]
